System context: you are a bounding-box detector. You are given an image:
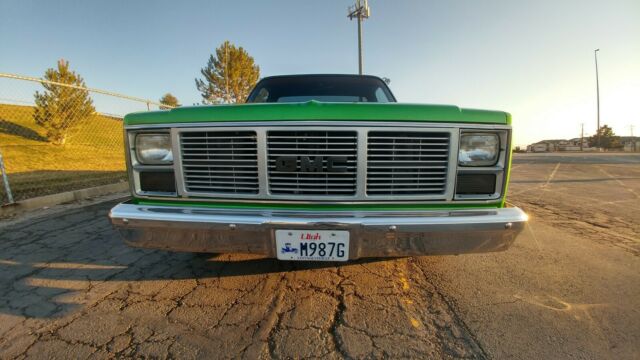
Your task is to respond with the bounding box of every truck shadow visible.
[0,252,389,319]
[0,201,391,319]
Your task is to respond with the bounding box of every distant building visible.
[621,136,640,152]
[526,140,562,152]
[567,138,590,149]
[527,136,638,152]
[527,142,551,152]
[527,139,593,152]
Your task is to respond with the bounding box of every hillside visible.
[0,103,126,201]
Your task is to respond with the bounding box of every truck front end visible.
[109,75,527,261]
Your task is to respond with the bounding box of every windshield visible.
[246,75,396,103]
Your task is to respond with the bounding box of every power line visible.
[0,73,169,108]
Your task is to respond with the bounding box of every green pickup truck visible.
[109,74,527,261]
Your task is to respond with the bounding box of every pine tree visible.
[159,93,180,109]
[33,59,95,145]
[195,41,260,104]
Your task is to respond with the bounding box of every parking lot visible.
[1,153,639,359]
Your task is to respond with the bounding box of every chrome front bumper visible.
[108,202,527,259]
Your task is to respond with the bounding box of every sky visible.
[1,0,639,146]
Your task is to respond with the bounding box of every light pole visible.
[348,0,370,75]
[594,49,600,149]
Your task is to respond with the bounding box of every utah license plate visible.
[275,230,349,261]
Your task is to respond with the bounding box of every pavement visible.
[0,152,638,359]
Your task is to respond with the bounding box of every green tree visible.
[195,41,260,104]
[159,93,180,109]
[589,125,622,149]
[33,59,95,145]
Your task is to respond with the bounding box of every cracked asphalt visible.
[1,153,639,359]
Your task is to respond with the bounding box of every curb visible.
[0,181,129,218]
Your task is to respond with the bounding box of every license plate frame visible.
[275,230,350,261]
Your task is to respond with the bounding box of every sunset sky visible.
[1,0,638,146]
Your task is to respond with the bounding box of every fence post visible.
[0,150,15,205]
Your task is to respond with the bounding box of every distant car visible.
[109,74,527,262]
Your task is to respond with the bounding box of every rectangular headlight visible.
[135,133,173,165]
[459,133,499,166]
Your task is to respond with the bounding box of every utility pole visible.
[348,0,370,75]
[631,125,636,152]
[580,123,584,151]
[594,49,601,149]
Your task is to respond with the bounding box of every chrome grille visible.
[267,130,358,196]
[180,131,259,194]
[367,131,450,195]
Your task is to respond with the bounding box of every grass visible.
[0,103,126,202]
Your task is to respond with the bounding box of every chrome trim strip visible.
[256,128,269,196]
[355,129,368,198]
[130,198,505,205]
[125,121,512,130]
[124,127,135,196]
[171,128,185,197]
[446,130,459,200]
[111,202,528,223]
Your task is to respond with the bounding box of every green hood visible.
[124,101,510,126]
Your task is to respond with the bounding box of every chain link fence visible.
[0,73,171,205]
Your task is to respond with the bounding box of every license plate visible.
[275,230,349,261]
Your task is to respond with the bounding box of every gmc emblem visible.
[274,156,348,173]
